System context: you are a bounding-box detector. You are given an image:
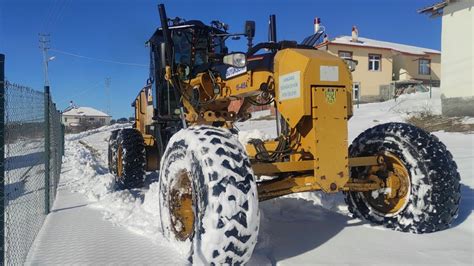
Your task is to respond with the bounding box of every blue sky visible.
[0,0,440,119]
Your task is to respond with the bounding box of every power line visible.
[49,0,71,32]
[50,0,70,31]
[42,0,60,32]
[57,68,122,106]
[42,0,69,33]
[50,48,148,67]
[61,79,104,104]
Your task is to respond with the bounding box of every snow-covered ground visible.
[4,138,47,265]
[26,88,473,265]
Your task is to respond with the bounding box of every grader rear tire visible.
[345,122,461,233]
[159,125,259,265]
[108,129,120,175]
[114,128,146,189]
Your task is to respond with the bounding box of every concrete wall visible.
[392,53,441,82]
[442,96,474,116]
[440,0,474,116]
[441,0,474,112]
[62,115,79,126]
[62,115,111,127]
[326,44,393,101]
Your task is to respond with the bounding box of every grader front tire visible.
[346,122,461,233]
[158,126,259,265]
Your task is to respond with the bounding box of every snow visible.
[62,106,111,117]
[236,119,277,141]
[26,88,473,265]
[330,36,440,55]
[4,138,46,265]
[26,126,185,265]
[371,188,392,199]
[24,190,184,265]
[65,123,130,141]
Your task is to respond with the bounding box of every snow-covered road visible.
[26,89,473,265]
[25,125,186,265]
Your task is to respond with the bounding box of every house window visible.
[368,54,381,71]
[64,118,68,122]
[338,51,353,59]
[100,118,105,123]
[419,58,431,75]
[89,117,95,121]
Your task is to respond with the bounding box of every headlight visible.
[344,59,358,72]
[223,53,247,68]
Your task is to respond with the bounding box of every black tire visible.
[115,128,146,189]
[108,129,120,175]
[159,125,259,264]
[345,122,461,233]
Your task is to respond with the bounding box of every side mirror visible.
[159,42,167,69]
[344,59,358,72]
[245,21,255,38]
[223,53,247,68]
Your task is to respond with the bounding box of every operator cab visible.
[149,20,228,80]
[148,19,229,118]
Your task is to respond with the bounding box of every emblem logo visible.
[325,90,336,104]
[236,82,248,90]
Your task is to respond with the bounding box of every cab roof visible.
[148,20,226,45]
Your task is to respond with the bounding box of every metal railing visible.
[1,54,64,265]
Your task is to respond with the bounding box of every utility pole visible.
[39,34,51,86]
[105,77,111,115]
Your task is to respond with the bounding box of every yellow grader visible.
[108,4,460,264]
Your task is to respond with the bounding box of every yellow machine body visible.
[132,84,160,171]
[271,49,352,193]
[135,47,384,201]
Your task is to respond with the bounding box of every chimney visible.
[314,17,321,33]
[351,26,359,42]
[69,100,77,109]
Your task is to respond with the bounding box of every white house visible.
[419,0,474,116]
[62,106,111,130]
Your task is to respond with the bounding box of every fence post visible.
[44,86,50,214]
[52,104,58,199]
[1,53,6,265]
[61,124,65,157]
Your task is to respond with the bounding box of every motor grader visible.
[108,4,460,264]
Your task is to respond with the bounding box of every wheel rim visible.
[362,152,411,216]
[117,144,123,177]
[169,170,195,241]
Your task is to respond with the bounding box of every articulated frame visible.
[255,156,384,201]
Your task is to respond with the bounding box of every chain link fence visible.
[1,54,64,265]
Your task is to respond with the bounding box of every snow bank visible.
[66,123,131,141]
[61,126,165,245]
[64,140,115,200]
